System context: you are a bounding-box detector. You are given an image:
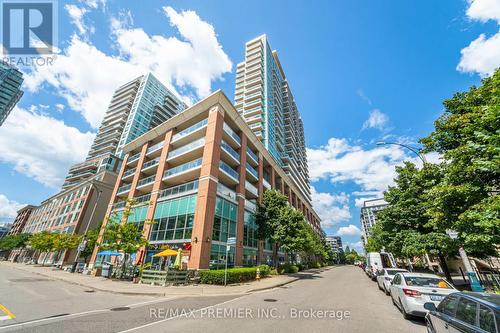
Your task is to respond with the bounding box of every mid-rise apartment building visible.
[0,62,23,126]
[0,224,11,239]
[90,90,321,270]
[234,35,310,203]
[326,235,343,254]
[360,198,387,245]
[8,205,35,236]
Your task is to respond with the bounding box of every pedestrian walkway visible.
[0,261,298,297]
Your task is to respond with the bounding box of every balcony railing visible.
[245,199,257,212]
[221,140,240,162]
[172,118,208,142]
[159,180,199,199]
[263,178,271,189]
[142,157,160,170]
[133,193,151,205]
[117,183,132,194]
[122,168,136,179]
[137,175,156,188]
[245,181,258,196]
[223,123,241,146]
[246,148,258,163]
[147,142,163,154]
[128,152,141,163]
[246,163,258,179]
[219,161,239,181]
[217,183,237,201]
[164,158,202,178]
[168,138,205,159]
[113,201,126,210]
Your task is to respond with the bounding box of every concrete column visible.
[89,154,129,266]
[188,106,224,270]
[128,143,150,200]
[235,134,247,267]
[257,155,264,203]
[135,130,173,264]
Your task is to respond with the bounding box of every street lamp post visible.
[376,141,427,165]
[71,183,103,273]
[446,229,484,292]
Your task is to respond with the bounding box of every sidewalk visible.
[0,261,299,297]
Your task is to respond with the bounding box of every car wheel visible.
[399,299,410,320]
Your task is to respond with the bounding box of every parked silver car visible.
[376,268,408,295]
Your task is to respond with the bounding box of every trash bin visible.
[102,263,113,278]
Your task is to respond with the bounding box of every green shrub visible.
[312,262,322,269]
[279,263,299,274]
[199,265,270,285]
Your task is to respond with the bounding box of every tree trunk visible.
[273,243,279,269]
[437,251,453,282]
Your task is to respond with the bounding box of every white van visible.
[366,252,396,279]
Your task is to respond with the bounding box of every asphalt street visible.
[0,265,427,333]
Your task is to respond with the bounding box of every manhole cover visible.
[9,278,51,283]
[110,307,130,311]
[264,299,277,302]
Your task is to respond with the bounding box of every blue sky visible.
[0,0,499,252]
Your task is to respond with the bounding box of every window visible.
[438,294,459,317]
[455,298,477,326]
[479,305,496,333]
[404,276,453,289]
[392,274,401,285]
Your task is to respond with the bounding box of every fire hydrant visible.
[256,267,261,281]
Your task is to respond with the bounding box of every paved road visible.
[0,265,426,332]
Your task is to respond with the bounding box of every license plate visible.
[430,295,444,301]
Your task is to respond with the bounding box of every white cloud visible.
[457,33,500,77]
[0,107,95,188]
[458,0,500,77]
[467,0,500,23]
[25,7,232,128]
[336,224,362,236]
[307,138,411,193]
[311,187,351,228]
[362,109,389,131]
[345,241,364,253]
[65,4,91,36]
[0,194,25,220]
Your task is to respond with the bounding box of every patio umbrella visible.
[173,248,182,269]
[153,249,178,257]
[97,250,122,256]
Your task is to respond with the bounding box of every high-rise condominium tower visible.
[63,73,186,190]
[360,198,388,245]
[0,62,23,126]
[234,35,310,202]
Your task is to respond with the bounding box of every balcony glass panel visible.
[245,181,258,196]
[172,118,208,142]
[159,180,199,199]
[223,123,241,145]
[168,138,205,159]
[133,193,151,205]
[147,142,163,154]
[164,158,202,178]
[246,163,258,179]
[137,175,156,187]
[117,183,131,194]
[221,140,240,162]
[246,148,258,162]
[128,152,141,163]
[123,168,136,178]
[219,161,239,180]
[142,157,160,170]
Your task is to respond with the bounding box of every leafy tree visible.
[420,70,499,258]
[29,231,56,265]
[52,233,81,265]
[80,225,101,263]
[0,233,31,251]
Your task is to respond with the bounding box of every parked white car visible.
[389,272,457,319]
[376,268,408,295]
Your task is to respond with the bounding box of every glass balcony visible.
[217,183,237,201]
[246,163,258,179]
[219,161,239,181]
[221,140,240,162]
[164,158,202,178]
[263,178,271,190]
[223,123,241,146]
[245,181,258,196]
[137,175,156,188]
[113,201,126,210]
[133,193,151,205]
[246,147,258,163]
[127,152,141,163]
[117,183,131,194]
[168,138,205,159]
[172,118,208,142]
[142,157,160,170]
[245,199,257,212]
[147,142,163,154]
[122,168,136,179]
[159,180,199,199]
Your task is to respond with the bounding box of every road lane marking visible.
[116,295,247,333]
[126,296,178,308]
[0,304,15,319]
[0,316,11,321]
